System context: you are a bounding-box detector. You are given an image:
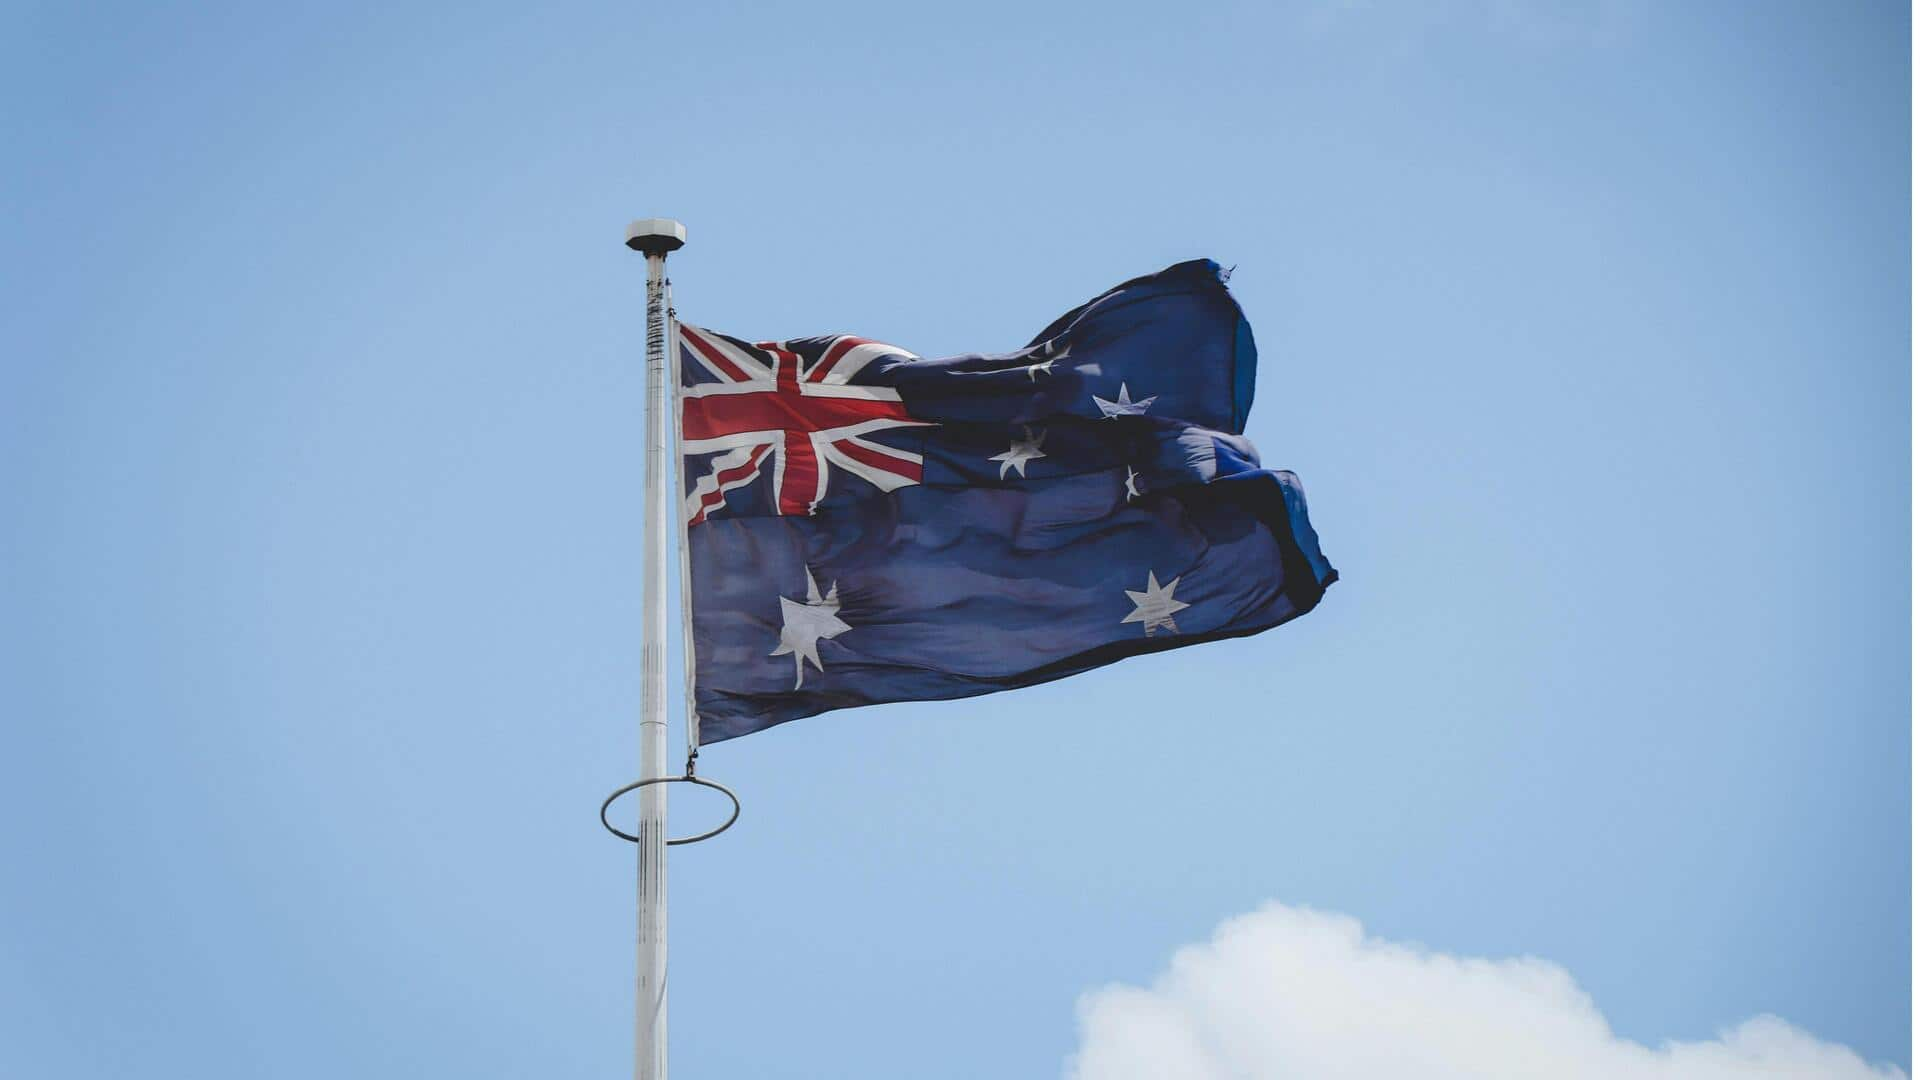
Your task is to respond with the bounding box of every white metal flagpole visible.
[625,216,685,1080]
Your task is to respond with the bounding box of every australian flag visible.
[677,259,1336,743]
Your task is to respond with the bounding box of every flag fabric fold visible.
[676,259,1335,743]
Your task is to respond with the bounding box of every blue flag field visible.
[677,260,1336,743]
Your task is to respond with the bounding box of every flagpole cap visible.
[625,218,687,256]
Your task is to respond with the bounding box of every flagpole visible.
[626,216,685,1080]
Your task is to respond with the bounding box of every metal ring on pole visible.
[601,775,741,846]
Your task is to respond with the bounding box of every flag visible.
[677,259,1336,743]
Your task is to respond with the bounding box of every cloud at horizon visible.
[1068,904,1903,1080]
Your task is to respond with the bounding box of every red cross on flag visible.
[678,325,931,524]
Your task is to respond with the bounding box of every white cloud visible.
[1067,904,1903,1080]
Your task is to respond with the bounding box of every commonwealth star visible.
[770,567,852,689]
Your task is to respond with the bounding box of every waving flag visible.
[678,260,1336,743]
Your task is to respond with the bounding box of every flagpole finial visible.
[626,217,687,256]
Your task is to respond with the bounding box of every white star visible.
[990,425,1048,479]
[1092,382,1158,418]
[1122,570,1189,636]
[1124,466,1143,501]
[1024,342,1066,380]
[770,567,851,689]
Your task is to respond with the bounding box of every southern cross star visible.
[991,425,1048,479]
[1025,342,1068,380]
[1092,382,1158,418]
[1122,570,1189,636]
[770,567,851,689]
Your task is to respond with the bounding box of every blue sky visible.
[2,1,1908,1077]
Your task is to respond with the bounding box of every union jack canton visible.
[677,327,930,524]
